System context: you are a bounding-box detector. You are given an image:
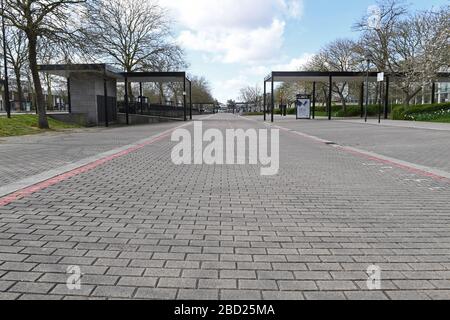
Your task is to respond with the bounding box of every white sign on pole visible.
[377,72,384,82]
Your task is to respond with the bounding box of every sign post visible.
[377,72,384,124]
[296,94,311,120]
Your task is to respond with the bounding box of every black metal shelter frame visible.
[37,64,193,127]
[264,71,450,123]
[119,71,192,124]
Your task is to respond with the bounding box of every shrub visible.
[392,103,450,121]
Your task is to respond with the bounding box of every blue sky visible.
[161,0,447,102]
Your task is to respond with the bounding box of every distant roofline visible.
[264,71,450,82]
[37,64,189,83]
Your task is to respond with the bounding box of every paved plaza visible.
[1,114,450,300]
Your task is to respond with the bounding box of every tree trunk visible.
[338,92,347,114]
[14,68,24,111]
[158,83,164,104]
[403,87,422,108]
[322,87,329,109]
[27,72,36,113]
[127,82,133,100]
[27,35,48,129]
[333,84,347,114]
[46,75,53,110]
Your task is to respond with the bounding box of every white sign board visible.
[377,72,384,82]
[296,98,311,119]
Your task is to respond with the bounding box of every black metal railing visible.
[117,101,211,119]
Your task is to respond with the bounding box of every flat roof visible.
[37,64,123,79]
[38,64,189,83]
[266,71,379,83]
[119,72,188,83]
[264,71,450,83]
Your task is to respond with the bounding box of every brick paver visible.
[1,114,450,300]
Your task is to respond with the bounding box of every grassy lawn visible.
[0,114,81,137]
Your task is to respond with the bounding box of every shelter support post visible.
[263,81,267,121]
[139,82,143,115]
[183,77,187,121]
[431,82,436,105]
[189,80,192,120]
[104,77,109,128]
[124,77,129,125]
[271,75,274,123]
[312,82,316,119]
[67,77,72,114]
[328,76,332,120]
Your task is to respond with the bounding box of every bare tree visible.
[3,0,86,128]
[190,76,214,104]
[305,39,361,111]
[239,85,262,111]
[390,7,450,106]
[1,25,28,110]
[145,53,187,104]
[84,0,184,98]
[353,0,408,71]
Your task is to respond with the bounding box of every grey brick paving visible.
[0,120,191,185]
[1,114,450,300]
[254,116,450,172]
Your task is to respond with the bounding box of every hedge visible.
[391,102,450,121]
[246,102,450,122]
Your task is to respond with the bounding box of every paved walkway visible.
[0,120,188,186]
[341,118,450,131]
[272,115,450,131]
[253,116,450,173]
[0,114,450,300]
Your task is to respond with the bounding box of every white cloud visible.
[242,53,314,77]
[178,20,286,64]
[162,0,304,65]
[163,0,303,30]
[272,53,314,71]
[159,0,307,102]
[213,76,250,102]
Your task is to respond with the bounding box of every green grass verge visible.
[0,114,81,137]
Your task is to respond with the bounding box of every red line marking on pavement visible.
[0,131,173,207]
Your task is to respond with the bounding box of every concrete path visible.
[0,114,450,300]
[340,118,450,132]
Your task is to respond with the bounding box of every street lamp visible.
[1,0,11,118]
[364,53,373,123]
